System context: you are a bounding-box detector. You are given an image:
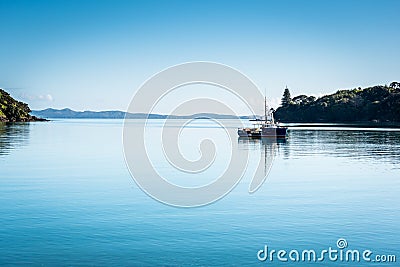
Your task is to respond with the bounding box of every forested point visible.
[0,89,46,122]
[274,82,400,123]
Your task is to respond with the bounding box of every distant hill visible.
[31,108,250,120]
[274,83,400,123]
[0,89,45,122]
[32,108,128,119]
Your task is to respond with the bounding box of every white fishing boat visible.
[238,97,288,138]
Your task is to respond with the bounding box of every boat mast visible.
[264,91,267,123]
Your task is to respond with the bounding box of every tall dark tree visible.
[281,86,292,107]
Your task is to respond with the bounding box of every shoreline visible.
[0,116,49,123]
[6,117,400,129]
[281,122,400,129]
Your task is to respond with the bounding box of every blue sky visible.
[1,0,399,112]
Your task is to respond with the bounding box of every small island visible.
[274,82,400,124]
[0,89,47,122]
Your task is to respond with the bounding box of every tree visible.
[292,95,310,105]
[390,81,400,90]
[281,86,292,107]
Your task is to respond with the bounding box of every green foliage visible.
[0,89,34,122]
[274,83,400,123]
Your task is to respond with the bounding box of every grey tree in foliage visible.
[390,82,400,90]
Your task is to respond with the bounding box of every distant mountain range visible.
[31,108,251,120]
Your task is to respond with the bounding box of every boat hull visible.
[238,127,287,138]
[262,127,287,138]
[238,129,262,138]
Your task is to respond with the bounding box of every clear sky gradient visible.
[1,0,399,113]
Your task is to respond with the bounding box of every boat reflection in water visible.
[237,137,287,192]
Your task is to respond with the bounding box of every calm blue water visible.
[0,120,399,266]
